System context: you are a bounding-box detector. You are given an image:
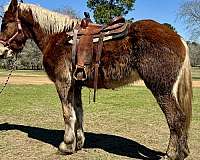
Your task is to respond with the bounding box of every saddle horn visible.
[84,12,90,18]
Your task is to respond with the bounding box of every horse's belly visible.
[104,70,141,89]
[85,70,141,89]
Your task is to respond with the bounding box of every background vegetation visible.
[87,0,135,24]
[0,0,200,69]
[178,0,200,41]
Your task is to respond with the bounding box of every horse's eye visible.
[1,20,6,32]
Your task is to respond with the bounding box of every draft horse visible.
[0,0,192,159]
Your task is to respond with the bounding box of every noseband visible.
[0,7,23,48]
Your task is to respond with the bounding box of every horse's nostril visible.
[6,50,14,58]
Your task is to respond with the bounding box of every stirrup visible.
[73,65,87,81]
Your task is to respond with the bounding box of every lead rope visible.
[0,56,17,95]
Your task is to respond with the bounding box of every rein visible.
[0,57,17,95]
[0,6,23,48]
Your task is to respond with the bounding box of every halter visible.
[0,6,23,48]
[0,7,23,95]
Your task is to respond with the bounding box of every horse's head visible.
[0,0,27,58]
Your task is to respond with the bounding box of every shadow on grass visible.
[0,123,165,160]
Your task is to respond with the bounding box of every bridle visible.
[0,6,23,95]
[0,6,23,49]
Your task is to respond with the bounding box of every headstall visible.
[0,7,23,48]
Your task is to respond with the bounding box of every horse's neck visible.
[31,26,51,53]
[19,15,53,53]
[18,3,79,53]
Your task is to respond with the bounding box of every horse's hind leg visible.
[136,39,192,159]
[155,93,190,160]
[144,72,191,160]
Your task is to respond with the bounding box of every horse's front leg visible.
[73,81,85,150]
[55,79,77,154]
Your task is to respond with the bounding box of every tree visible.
[87,0,135,24]
[178,0,200,41]
[187,41,200,67]
[17,40,43,70]
[163,23,177,32]
[54,6,79,18]
[0,3,4,20]
[0,5,3,17]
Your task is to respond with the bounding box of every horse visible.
[0,0,192,159]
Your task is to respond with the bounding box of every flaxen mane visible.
[17,3,80,34]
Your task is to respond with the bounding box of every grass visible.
[0,84,199,160]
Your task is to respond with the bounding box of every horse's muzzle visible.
[0,43,14,59]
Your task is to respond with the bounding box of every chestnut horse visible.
[0,0,192,159]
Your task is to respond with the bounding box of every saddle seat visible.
[77,16,127,38]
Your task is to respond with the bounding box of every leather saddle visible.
[68,16,128,44]
[69,13,128,102]
[78,16,127,36]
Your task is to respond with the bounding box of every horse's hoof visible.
[182,145,190,158]
[76,130,85,150]
[160,155,170,160]
[59,141,75,154]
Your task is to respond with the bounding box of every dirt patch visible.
[191,81,200,88]
[0,75,53,85]
[1,75,200,87]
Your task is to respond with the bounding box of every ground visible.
[0,69,200,160]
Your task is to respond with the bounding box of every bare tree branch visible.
[54,6,80,19]
[178,0,200,41]
[0,4,3,18]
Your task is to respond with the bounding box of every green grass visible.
[0,84,199,160]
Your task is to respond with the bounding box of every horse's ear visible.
[8,0,18,13]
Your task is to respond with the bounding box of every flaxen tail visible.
[177,39,192,132]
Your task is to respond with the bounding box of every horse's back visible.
[129,20,186,62]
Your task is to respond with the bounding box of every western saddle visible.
[70,12,128,101]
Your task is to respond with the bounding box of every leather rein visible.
[0,7,23,48]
